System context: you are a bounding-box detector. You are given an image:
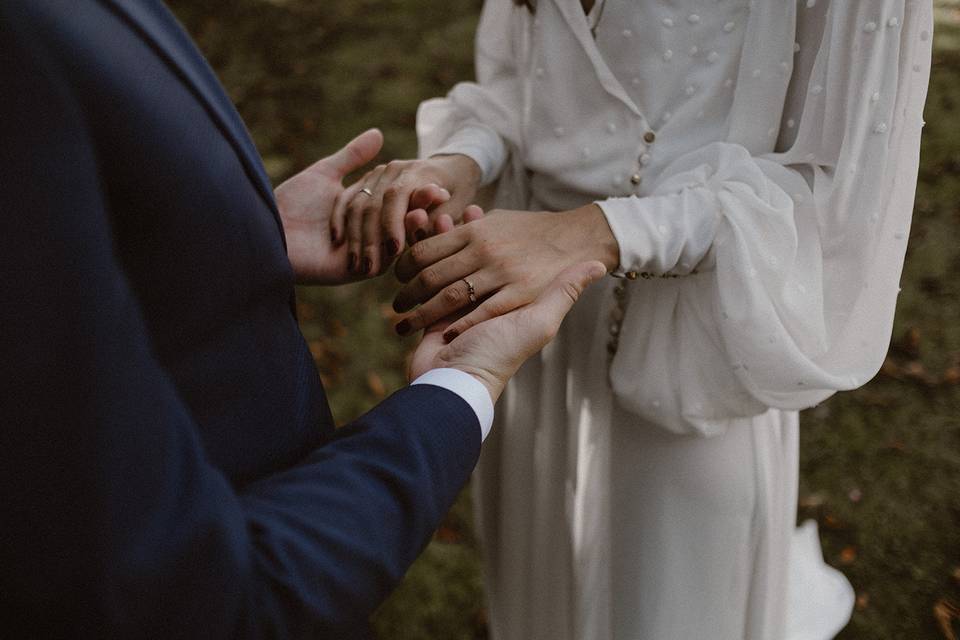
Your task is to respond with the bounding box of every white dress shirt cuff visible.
[411,368,495,442]
[430,124,508,187]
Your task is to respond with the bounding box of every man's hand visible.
[409,261,607,402]
[274,129,384,285]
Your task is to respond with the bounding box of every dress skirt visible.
[474,279,854,640]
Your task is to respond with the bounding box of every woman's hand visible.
[409,261,608,402]
[332,154,482,277]
[392,205,621,340]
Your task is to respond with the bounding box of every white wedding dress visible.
[417,0,933,638]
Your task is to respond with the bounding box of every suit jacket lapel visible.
[100,0,280,219]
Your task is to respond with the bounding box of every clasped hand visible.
[273,130,609,401]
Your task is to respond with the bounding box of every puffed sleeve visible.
[416,0,529,186]
[604,0,933,434]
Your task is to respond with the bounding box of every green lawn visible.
[168,1,960,637]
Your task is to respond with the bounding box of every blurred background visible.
[166,1,960,637]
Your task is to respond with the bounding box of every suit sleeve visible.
[0,12,479,639]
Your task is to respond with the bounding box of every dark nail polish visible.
[396,320,411,336]
[415,229,426,242]
[443,329,459,343]
[331,228,340,244]
[348,252,357,272]
[386,238,400,257]
[362,257,372,275]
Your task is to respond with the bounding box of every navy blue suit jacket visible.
[0,1,481,637]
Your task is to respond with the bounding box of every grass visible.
[167,1,960,637]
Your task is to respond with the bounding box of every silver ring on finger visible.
[462,277,477,303]
[359,187,374,197]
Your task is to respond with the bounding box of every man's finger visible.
[462,205,484,224]
[321,128,384,179]
[520,261,607,341]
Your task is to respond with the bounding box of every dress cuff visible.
[597,188,718,278]
[411,368,495,442]
[430,124,508,188]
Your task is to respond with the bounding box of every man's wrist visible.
[411,368,496,441]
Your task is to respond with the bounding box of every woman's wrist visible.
[565,203,621,272]
[428,153,482,190]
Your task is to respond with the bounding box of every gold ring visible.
[359,187,374,197]
[462,278,477,303]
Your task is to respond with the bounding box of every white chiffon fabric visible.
[417,1,932,638]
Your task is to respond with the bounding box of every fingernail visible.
[395,320,411,336]
[362,257,372,275]
[331,228,340,244]
[387,238,400,257]
[415,229,426,242]
[443,329,459,343]
[348,252,357,272]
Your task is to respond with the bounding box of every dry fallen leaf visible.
[933,598,959,640]
[366,371,386,398]
[799,493,826,508]
[839,546,858,565]
[308,340,325,360]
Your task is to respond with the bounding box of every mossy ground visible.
[168,1,960,637]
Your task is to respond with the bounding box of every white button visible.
[622,29,633,38]
[662,17,674,27]
[688,14,700,24]
[663,49,674,61]
[689,45,700,56]
[871,91,881,102]
[752,69,762,78]
[863,21,877,33]
[707,51,719,63]
[888,17,900,28]
[811,84,823,95]
[606,122,617,133]
[685,85,697,96]
[723,21,735,33]
[794,42,801,53]
[873,122,888,134]
[639,152,651,165]
[787,118,796,128]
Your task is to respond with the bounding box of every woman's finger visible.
[348,165,385,274]
[379,178,415,262]
[409,184,451,211]
[393,246,478,312]
[395,271,491,336]
[404,209,429,245]
[331,179,365,245]
[441,287,528,342]
[394,224,472,284]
